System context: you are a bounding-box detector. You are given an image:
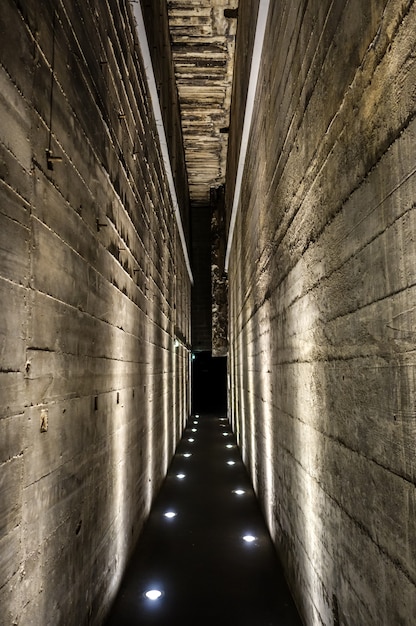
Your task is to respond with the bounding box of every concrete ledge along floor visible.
[104,414,303,625]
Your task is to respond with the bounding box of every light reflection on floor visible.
[105,414,303,626]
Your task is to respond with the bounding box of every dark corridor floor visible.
[104,414,302,626]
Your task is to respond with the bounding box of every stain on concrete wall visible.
[0,0,190,623]
[227,1,416,624]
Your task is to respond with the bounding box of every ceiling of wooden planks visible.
[167,1,238,207]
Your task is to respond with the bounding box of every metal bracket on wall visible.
[46,149,63,170]
[96,218,108,232]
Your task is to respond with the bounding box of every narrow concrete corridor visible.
[1,1,415,624]
[104,413,302,626]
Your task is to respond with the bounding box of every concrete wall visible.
[227,1,416,624]
[225,0,260,232]
[0,1,191,624]
[191,205,213,351]
[141,0,191,242]
[211,185,228,357]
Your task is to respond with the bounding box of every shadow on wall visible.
[192,351,227,414]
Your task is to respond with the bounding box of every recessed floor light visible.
[176,474,186,480]
[243,534,256,543]
[226,444,233,448]
[227,461,236,466]
[164,511,177,519]
[195,414,200,418]
[183,453,192,458]
[188,438,195,443]
[233,489,245,495]
[145,589,162,601]
[193,421,198,424]
[222,433,229,437]
[191,428,197,432]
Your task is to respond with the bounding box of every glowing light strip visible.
[130,1,193,285]
[225,0,271,272]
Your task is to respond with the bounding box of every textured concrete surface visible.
[167,0,238,207]
[211,185,228,357]
[2,1,416,624]
[140,0,191,243]
[226,1,416,624]
[0,1,191,624]
[191,204,212,351]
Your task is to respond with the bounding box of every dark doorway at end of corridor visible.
[192,351,227,414]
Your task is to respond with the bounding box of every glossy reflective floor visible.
[104,414,303,626]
